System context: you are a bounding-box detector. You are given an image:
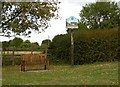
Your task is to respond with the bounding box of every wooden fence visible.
[2,51,42,66]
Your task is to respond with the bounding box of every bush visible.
[49,34,71,64]
[2,56,21,66]
[49,28,118,65]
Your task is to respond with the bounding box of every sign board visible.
[66,16,79,29]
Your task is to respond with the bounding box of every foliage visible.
[74,29,118,64]
[20,40,31,50]
[10,37,23,48]
[2,41,10,50]
[40,39,51,53]
[2,56,20,66]
[2,38,40,51]
[49,29,118,64]
[1,1,59,37]
[49,34,70,64]
[78,22,88,30]
[30,42,40,51]
[41,39,51,45]
[80,2,119,29]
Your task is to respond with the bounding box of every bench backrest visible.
[21,54,46,65]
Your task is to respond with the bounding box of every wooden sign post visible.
[66,16,79,66]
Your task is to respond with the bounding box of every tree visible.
[10,37,23,49]
[49,34,70,64]
[40,39,51,52]
[1,1,60,37]
[30,42,40,51]
[80,2,119,29]
[2,41,10,51]
[41,39,51,46]
[78,22,88,30]
[20,40,31,50]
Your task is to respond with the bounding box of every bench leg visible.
[21,61,25,72]
[44,65,46,70]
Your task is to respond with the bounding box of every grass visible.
[2,62,118,85]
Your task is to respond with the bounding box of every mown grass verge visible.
[2,62,118,85]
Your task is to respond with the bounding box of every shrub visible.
[2,56,21,66]
[49,28,118,65]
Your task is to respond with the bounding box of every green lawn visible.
[2,62,118,85]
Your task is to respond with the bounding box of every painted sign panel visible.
[66,16,79,29]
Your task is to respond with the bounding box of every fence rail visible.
[2,51,42,55]
[2,51,43,66]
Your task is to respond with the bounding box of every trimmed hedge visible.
[49,28,118,65]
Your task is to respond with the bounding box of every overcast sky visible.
[0,0,119,45]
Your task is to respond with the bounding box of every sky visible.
[0,0,120,45]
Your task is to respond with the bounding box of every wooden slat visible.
[21,54,47,71]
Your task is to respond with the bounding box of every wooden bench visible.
[21,54,49,72]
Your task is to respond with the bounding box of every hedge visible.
[49,28,118,65]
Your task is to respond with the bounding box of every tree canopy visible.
[10,37,23,48]
[2,38,40,51]
[41,39,51,45]
[0,1,60,37]
[40,39,51,53]
[80,2,119,29]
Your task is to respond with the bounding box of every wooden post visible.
[12,47,15,66]
[70,30,74,66]
[45,42,48,70]
[31,49,33,54]
[44,65,46,70]
[21,60,25,72]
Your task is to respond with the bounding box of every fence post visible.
[12,48,15,66]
